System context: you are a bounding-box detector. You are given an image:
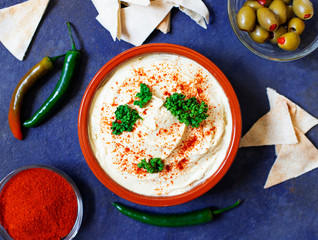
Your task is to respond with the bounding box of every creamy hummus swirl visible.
[89,53,232,196]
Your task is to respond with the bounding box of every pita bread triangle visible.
[92,0,121,41]
[0,0,50,61]
[267,88,318,154]
[123,0,151,6]
[121,0,173,46]
[264,128,318,188]
[170,0,209,29]
[156,12,171,34]
[240,99,298,147]
[267,88,318,134]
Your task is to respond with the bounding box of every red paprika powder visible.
[0,168,78,240]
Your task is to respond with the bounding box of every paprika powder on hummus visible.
[89,54,232,196]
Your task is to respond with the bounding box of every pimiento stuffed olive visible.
[269,25,287,44]
[243,0,263,10]
[288,17,305,35]
[269,0,288,24]
[257,7,279,31]
[236,0,314,51]
[237,6,256,31]
[281,0,291,4]
[257,0,272,7]
[293,0,314,20]
[249,24,270,43]
[286,5,295,21]
[277,32,301,50]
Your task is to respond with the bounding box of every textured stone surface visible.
[0,0,318,240]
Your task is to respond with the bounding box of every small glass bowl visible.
[0,165,83,240]
[228,0,318,61]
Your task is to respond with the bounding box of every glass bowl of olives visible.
[228,0,318,61]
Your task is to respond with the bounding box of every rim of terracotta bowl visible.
[78,43,242,207]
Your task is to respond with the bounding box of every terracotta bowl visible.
[78,43,242,207]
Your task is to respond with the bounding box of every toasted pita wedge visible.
[121,0,173,46]
[156,11,171,34]
[275,144,282,154]
[264,128,318,188]
[267,88,318,134]
[122,0,151,6]
[267,88,318,154]
[240,99,298,147]
[0,0,50,61]
[170,0,209,28]
[92,0,121,40]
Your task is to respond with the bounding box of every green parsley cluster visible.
[111,105,142,135]
[164,93,209,128]
[137,158,164,173]
[134,83,152,108]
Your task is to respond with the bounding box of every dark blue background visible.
[1,0,318,239]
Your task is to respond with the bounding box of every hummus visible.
[89,53,232,196]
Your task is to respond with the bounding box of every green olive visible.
[277,32,301,50]
[237,6,256,32]
[249,24,270,43]
[269,25,287,43]
[293,0,314,20]
[281,0,291,4]
[286,5,295,21]
[257,7,280,31]
[288,17,305,35]
[269,0,288,24]
[243,1,263,10]
[257,0,272,7]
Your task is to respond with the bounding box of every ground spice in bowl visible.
[0,167,80,240]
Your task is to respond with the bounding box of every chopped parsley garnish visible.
[164,93,209,128]
[137,158,164,173]
[134,83,152,108]
[111,105,142,135]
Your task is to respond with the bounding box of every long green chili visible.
[8,55,64,140]
[112,200,242,227]
[23,22,81,128]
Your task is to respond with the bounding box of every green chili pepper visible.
[23,22,81,128]
[112,200,242,227]
[8,55,64,140]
